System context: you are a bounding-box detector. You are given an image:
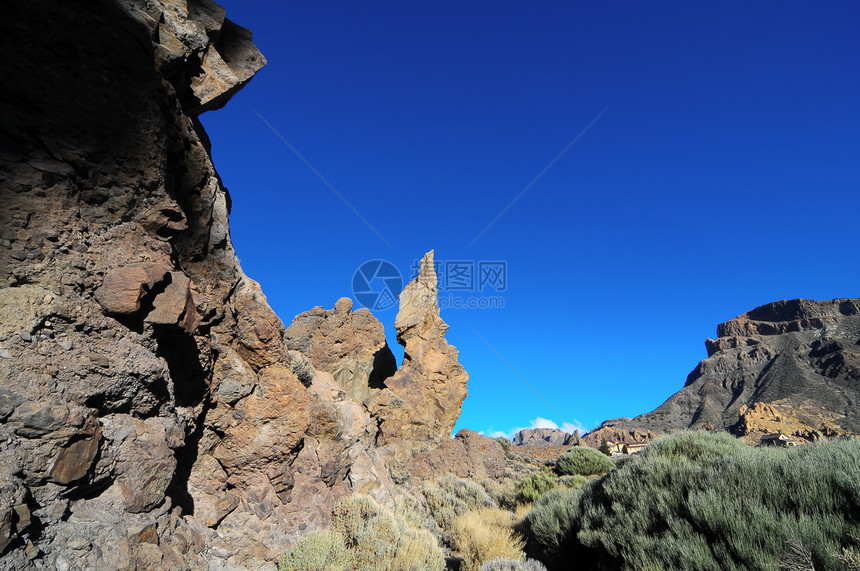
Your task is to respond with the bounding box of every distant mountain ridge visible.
[585,297,860,444]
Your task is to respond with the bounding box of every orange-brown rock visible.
[732,401,848,445]
[94,263,171,315]
[581,422,660,448]
[285,296,396,402]
[408,429,506,481]
[368,251,470,462]
[0,0,479,567]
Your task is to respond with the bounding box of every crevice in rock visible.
[84,392,132,416]
[153,327,207,408]
[368,344,397,390]
[164,402,210,516]
[62,474,113,502]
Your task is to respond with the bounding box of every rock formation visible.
[585,297,860,443]
[367,251,470,462]
[0,1,479,568]
[511,428,579,447]
[407,429,507,482]
[730,401,847,445]
[284,297,397,403]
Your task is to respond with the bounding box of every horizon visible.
[202,1,860,437]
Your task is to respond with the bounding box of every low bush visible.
[424,474,496,534]
[452,508,526,571]
[277,494,446,571]
[479,557,548,571]
[332,495,445,570]
[277,531,350,571]
[517,470,557,504]
[555,446,614,477]
[525,432,860,571]
[556,475,587,489]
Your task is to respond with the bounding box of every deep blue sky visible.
[203,1,860,438]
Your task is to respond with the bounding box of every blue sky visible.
[203,1,860,438]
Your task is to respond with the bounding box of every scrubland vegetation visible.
[279,433,860,570]
[525,432,860,570]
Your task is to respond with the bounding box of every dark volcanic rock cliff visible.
[586,297,860,443]
[0,2,477,569]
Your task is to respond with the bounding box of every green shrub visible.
[496,437,513,455]
[288,352,316,386]
[555,446,614,477]
[517,471,558,504]
[557,475,587,489]
[525,432,860,571]
[424,474,496,534]
[598,441,612,456]
[277,532,350,571]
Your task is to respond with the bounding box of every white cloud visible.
[528,417,559,430]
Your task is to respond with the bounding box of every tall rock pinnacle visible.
[368,251,470,461]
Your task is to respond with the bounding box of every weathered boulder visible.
[94,264,171,316]
[408,429,506,481]
[285,296,396,402]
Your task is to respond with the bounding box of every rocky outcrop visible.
[0,0,481,567]
[731,402,847,445]
[367,251,470,461]
[285,297,396,402]
[511,428,579,447]
[0,0,350,568]
[407,429,507,481]
[580,422,659,448]
[589,297,860,440]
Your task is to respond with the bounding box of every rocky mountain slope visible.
[0,2,481,569]
[586,297,860,444]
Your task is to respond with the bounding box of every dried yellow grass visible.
[451,508,526,571]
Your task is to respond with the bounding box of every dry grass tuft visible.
[451,507,526,571]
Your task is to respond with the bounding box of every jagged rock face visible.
[594,297,860,440]
[0,0,322,568]
[511,428,579,447]
[367,251,470,462]
[0,1,477,568]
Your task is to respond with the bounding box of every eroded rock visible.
[368,251,470,461]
